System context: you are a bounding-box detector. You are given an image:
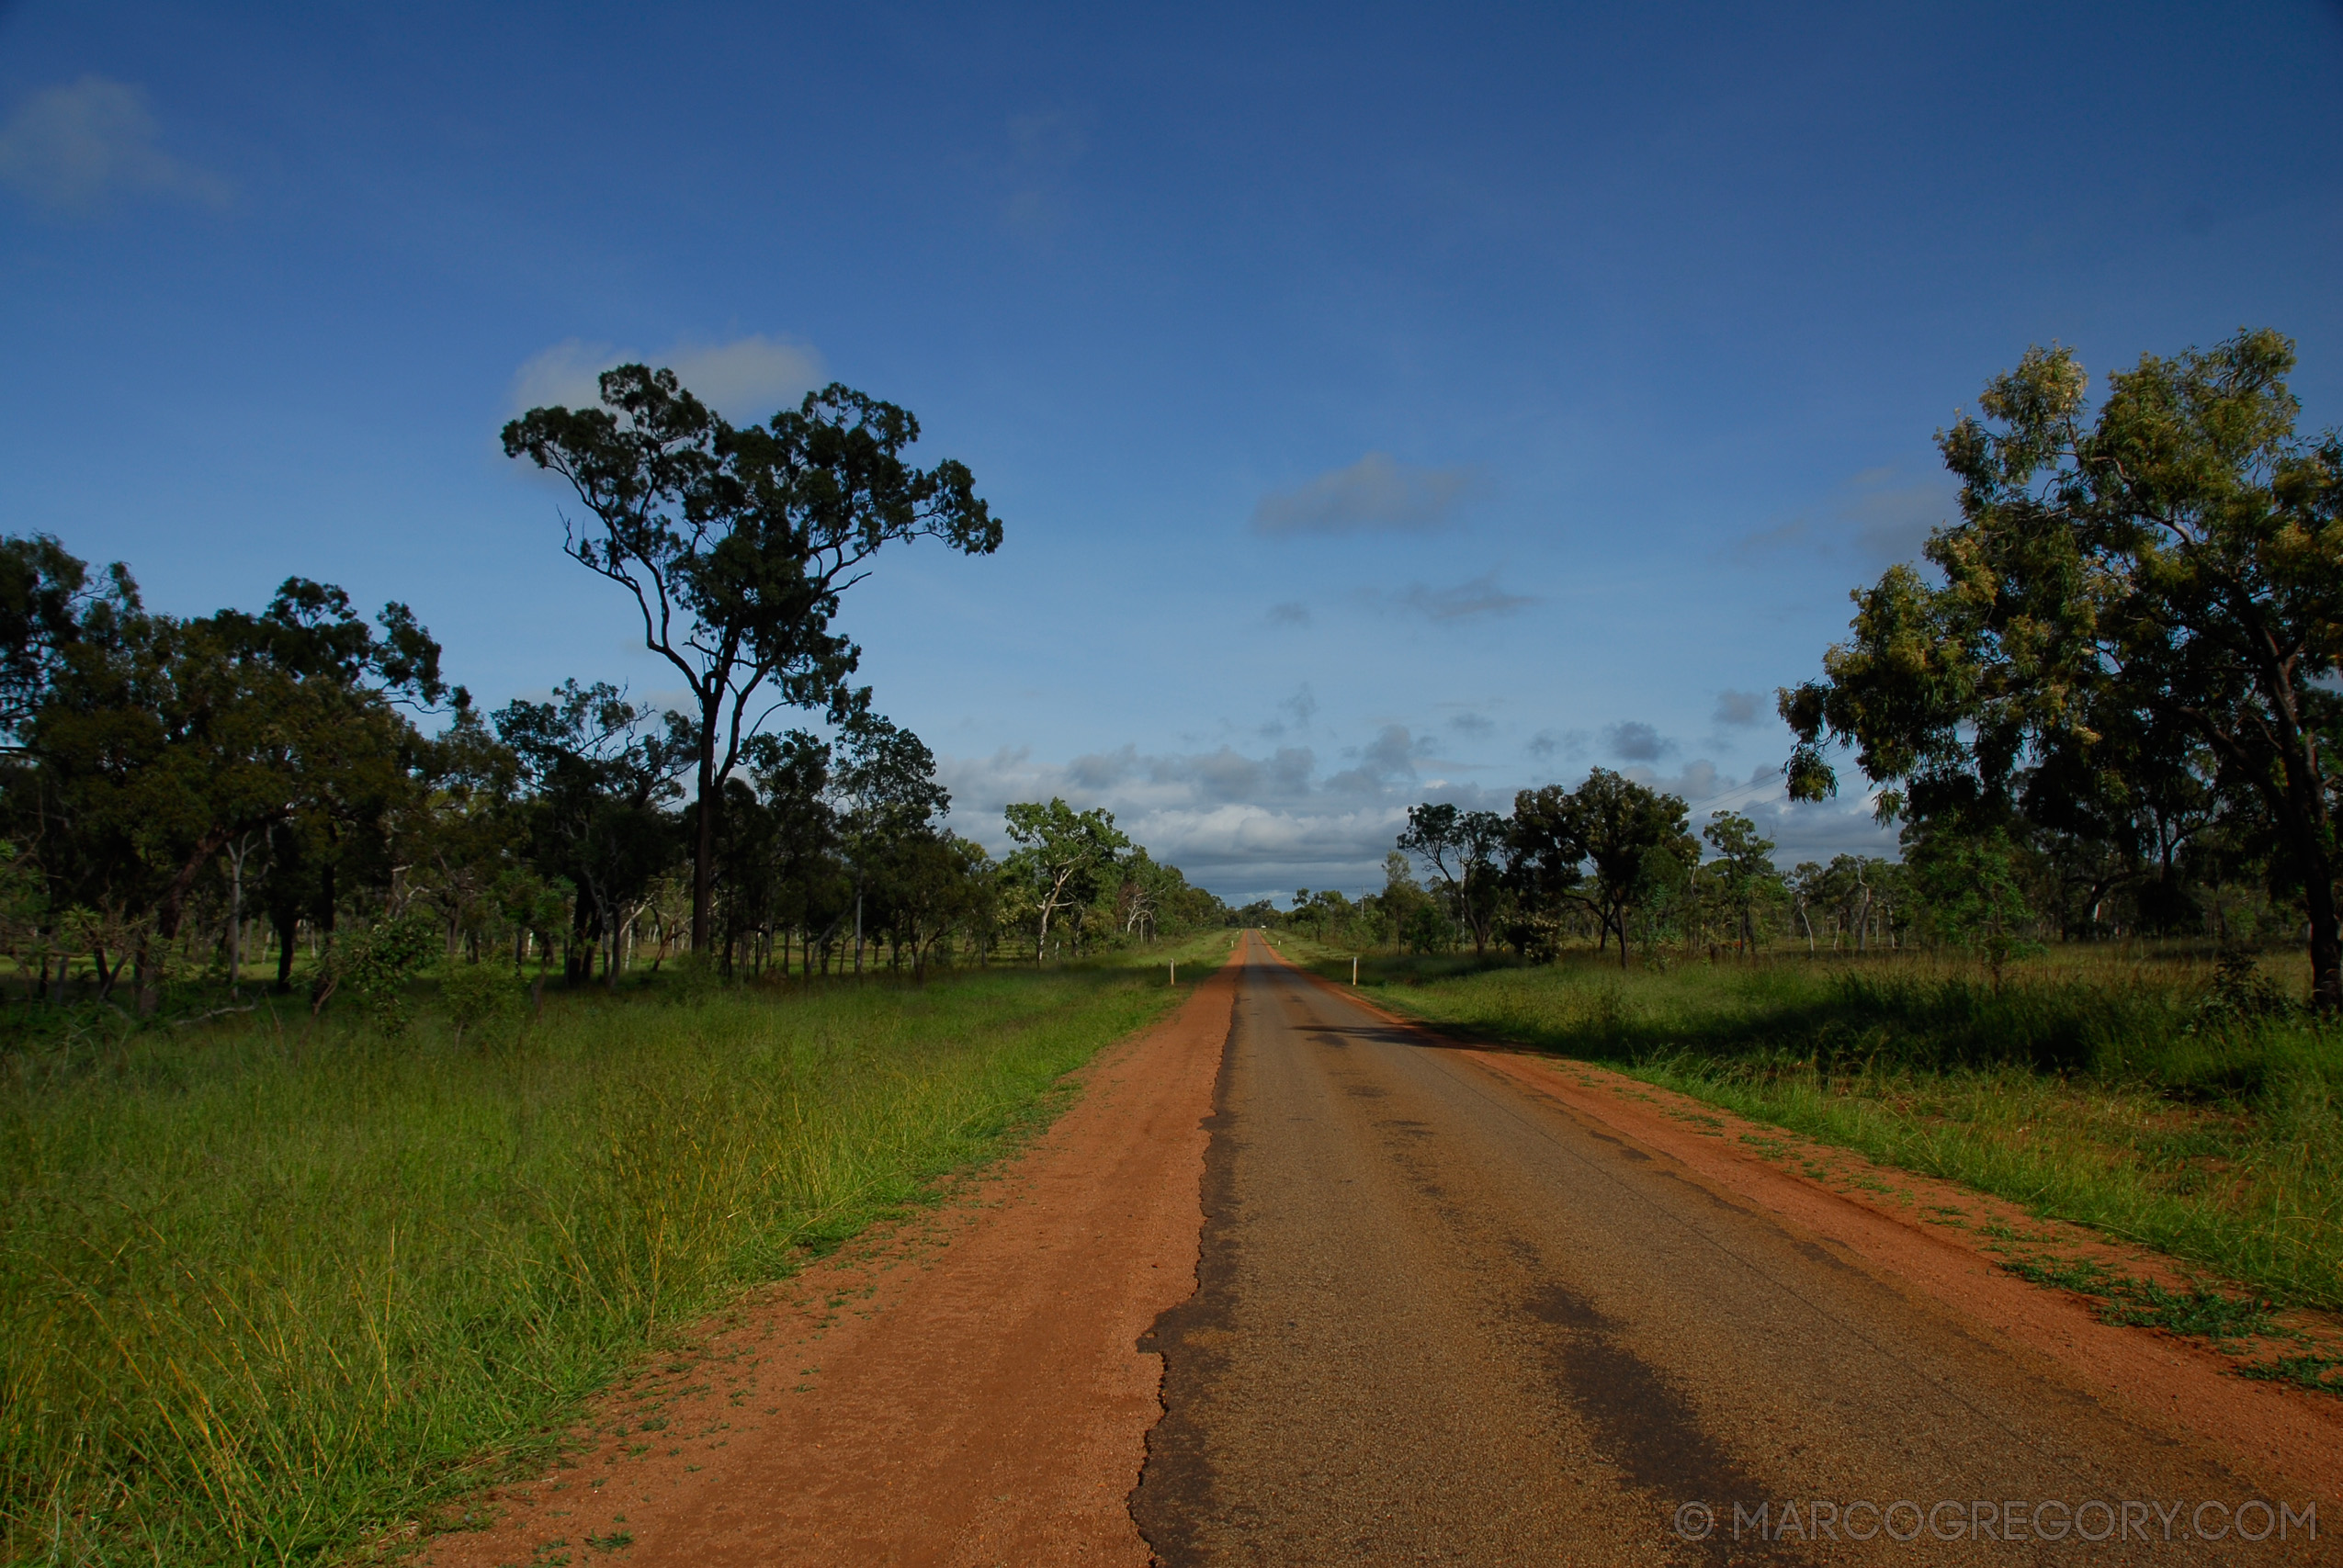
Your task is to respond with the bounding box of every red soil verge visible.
[424,960,1232,1568]
[1278,950,2343,1506]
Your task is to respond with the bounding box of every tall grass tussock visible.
[0,937,1228,1565]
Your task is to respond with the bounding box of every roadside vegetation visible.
[0,932,1231,1566]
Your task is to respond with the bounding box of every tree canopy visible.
[502,367,1002,953]
[1781,328,2343,1006]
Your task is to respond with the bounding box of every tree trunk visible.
[223,839,247,999]
[2305,865,2342,1013]
[691,750,718,953]
[131,931,156,1016]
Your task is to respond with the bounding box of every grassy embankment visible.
[1278,934,2342,1368]
[0,929,1235,1566]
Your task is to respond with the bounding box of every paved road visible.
[1132,933,2322,1565]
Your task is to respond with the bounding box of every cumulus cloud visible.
[1712,689,1764,726]
[1737,465,1954,568]
[1624,759,1721,801]
[1333,724,1432,788]
[1251,453,1474,536]
[1265,600,1312,626]
[997,109,1087,242]
[1604,720,1673,761]
[511,333,826,418]
[1526,728,1588,762]
[1400,570,1536,623]
[1449,711,1494,736]
[0,76,230,214]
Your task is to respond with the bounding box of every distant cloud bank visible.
[936,723,1894,906]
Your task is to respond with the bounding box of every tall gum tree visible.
[1398,802,1506,954]
[1002,797,1126,963]
[1782,329,2343,1008]
[1504,769,1692,968]
[503,367,1000,953]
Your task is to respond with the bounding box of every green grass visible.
[0,931,1233,1566]
[1998,1255,2283,1343]
[1282,937,2343,1314]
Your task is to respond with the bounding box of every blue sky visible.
[4,2,2339,903]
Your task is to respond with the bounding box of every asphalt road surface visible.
[1132,932,2323,1565]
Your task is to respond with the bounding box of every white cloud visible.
[1526,728,1589,761]
[510,333,826,418]
[1712,688,1764,726]
[1400,570,1536,622]
[996,110,1087,243]
[1737,464,1954,568]
[0,76,230,214]
[1251,452,1474,536]
[511,339,620,413]
[1603,720,1672,761]
[671,336,827,413]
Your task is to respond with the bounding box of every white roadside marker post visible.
[1170,959,1176,986]
[1352,955,1359,986]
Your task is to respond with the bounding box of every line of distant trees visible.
[0,367,1226,1020]
[1246,781,1927,967]
[1263,764,2299,976]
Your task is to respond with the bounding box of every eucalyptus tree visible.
[1782,329,2343,1006]
[832,713,949,971]
[398,698,522,962]
[1700,811,1781,955]
[15,569,444,1008]
[503,367,1000,953]
[742,727,843,975]
[1501,770,1693,968]
[493,680,686,984]
[1397,802,1507,954]
[0,534,135,748]
[1002,797,1127,962]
